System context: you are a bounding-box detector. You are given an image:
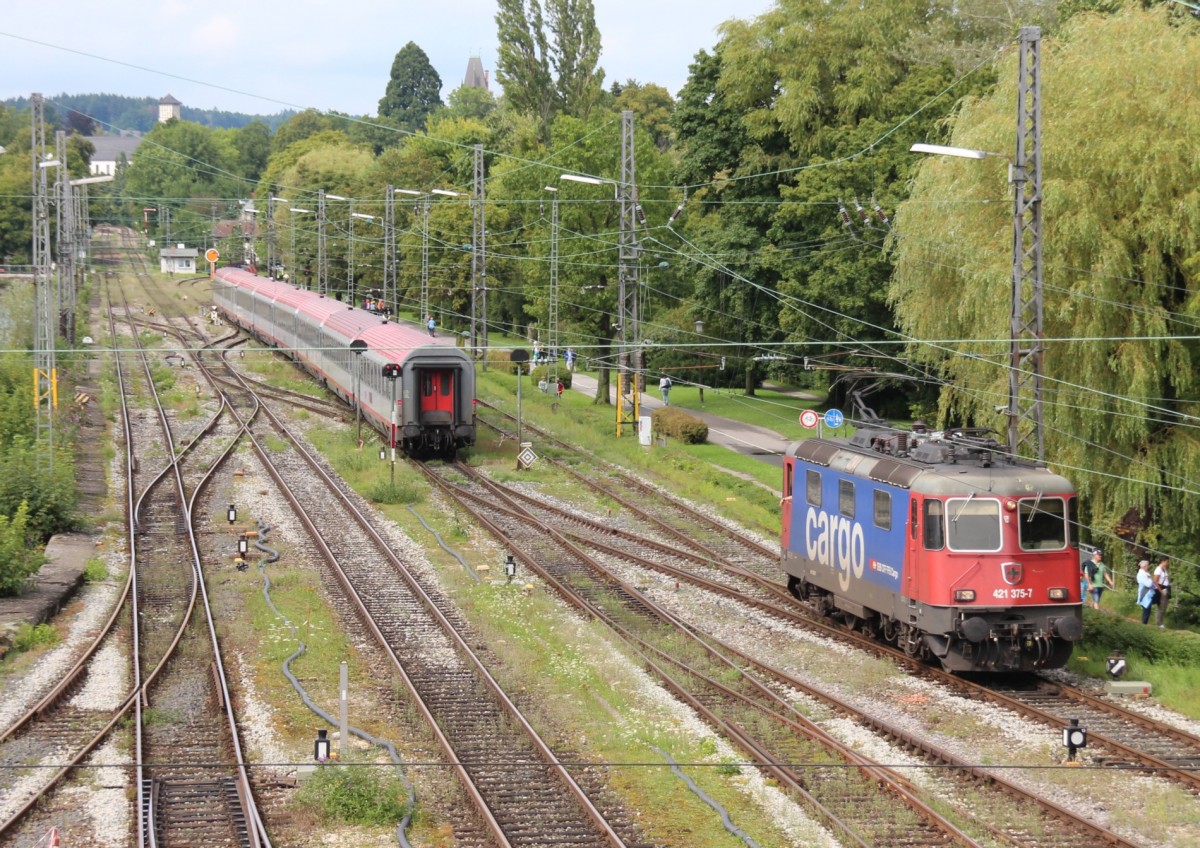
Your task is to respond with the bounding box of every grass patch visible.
[294,763,410,826]
[83,557,110,582]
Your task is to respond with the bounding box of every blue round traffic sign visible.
[824,408,844,429]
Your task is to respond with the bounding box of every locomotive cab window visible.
[1018,497,1068,550]
[923,500,944,550]
[874,490,891,531]
[806,470,821,507]
[838,479,855,518]
[946,497,1001,552]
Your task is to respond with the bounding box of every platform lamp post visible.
[382,363,401,487]
[350,339,367,445]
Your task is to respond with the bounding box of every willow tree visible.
[890,5,1200,558]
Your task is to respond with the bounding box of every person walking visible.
[1153,557,1172,628]
[426,315,436,337]
[1087,550,1114,610]
[565,347,576,372]
[659,374,672,406]
[1136,560,1157,624]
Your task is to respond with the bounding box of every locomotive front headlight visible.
[1048,587,1069,601]
[954,589,976,602]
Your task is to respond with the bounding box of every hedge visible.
[652,407,708,445]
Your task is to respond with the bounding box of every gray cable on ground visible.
[406,505,480,582]
[650,745,761,848]
[255,520,415,848]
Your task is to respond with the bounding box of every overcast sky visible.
[1,1,774,121]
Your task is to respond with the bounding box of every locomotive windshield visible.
[945,497,1002,551]
[1017,497,1068,550]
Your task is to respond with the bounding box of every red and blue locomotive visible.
[782,425,1083,672]
[212,267,475,457]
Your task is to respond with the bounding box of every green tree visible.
[124,119,243,204]
[890,5,1200,553]
[612,81,674,151]
[233,119,272,182]
[378,42,444,132]
[272,109,340,155]
[671,0,996,403]
[495,0,605,142]
[446,85,498,121]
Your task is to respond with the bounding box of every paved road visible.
[567,372,794,470]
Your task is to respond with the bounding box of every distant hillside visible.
[1,93,295,133]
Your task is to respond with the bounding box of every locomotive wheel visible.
[841,614,860,633]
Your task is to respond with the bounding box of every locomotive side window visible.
[838,479,855,518]
[946,498,1002,551]
[1018,497,1067,550]
[923,500,945,550]
[910,499,919,540]
[874,489,891,531]
[805,470,821,506]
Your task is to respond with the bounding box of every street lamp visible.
[559,173,618,198]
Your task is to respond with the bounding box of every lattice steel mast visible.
[471,144,487,361]
[1008,27,1044,462]
[31,94,57,471]
[616,110,640,436]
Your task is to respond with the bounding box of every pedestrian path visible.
[567,372,793,469]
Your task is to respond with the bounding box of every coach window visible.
[946,497,1001,551]
[874,489,891,531]
[838,479,855,519]
[923,500,944,550]
[1018,497,1067,551]
[805,470,821,507]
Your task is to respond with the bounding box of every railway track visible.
[208,350,648,847]
[422,461,994,848]
[462,413,1194,845]
[479,405,1200,796]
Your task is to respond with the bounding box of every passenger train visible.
[782,424,1083,672]
[212,267,476,457]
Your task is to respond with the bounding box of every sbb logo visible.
[804,507,866,592]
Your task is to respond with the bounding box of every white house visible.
[88,133,143,176]
[159,246,198,274]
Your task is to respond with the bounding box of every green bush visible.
[295,764,409,826]
[12,622,59,652]
[0,502,47,595]
[652,408,709,444]
[1081,610,1200,667]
